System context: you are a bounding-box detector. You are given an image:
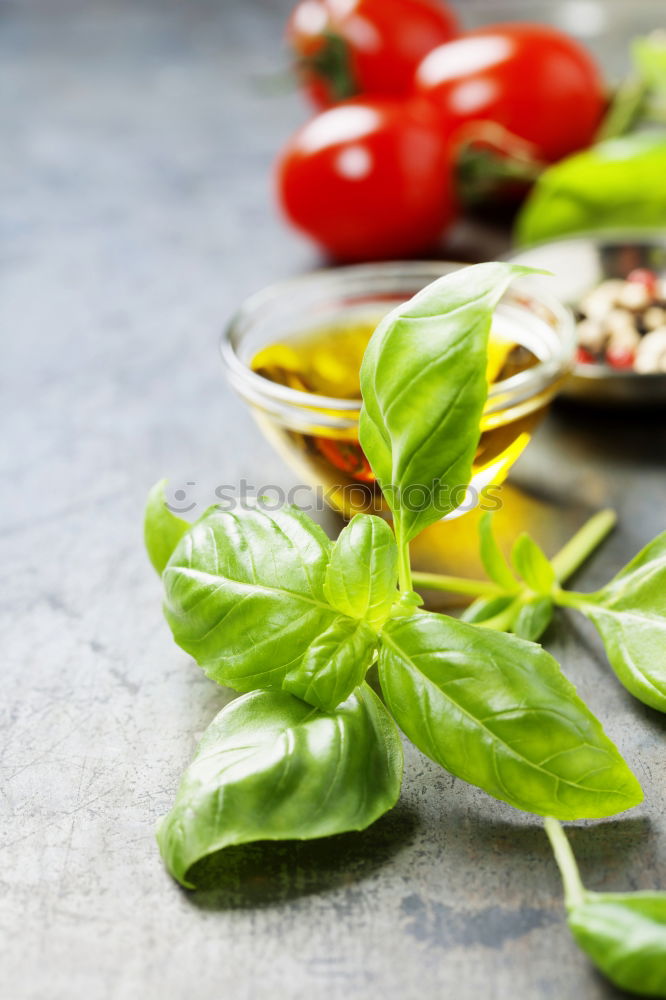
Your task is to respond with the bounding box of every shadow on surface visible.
[184,801,418,910]
[551,399,666,466]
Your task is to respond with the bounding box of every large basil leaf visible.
[144,479,190,574]
[324,514,398,630]
[575,532,666,711]
[359,263,537,543]
[568,893,666,997]
[157,685,404,888]
[378,612,642,819]
[515,132,666,245]
[163,505,367,707]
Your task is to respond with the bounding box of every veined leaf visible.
[567,893,666,997]
[163,505,371,708]
[378,612,642,819]
[283,616,377,711]
[513,597,554,641]
[144,479,190,574]
[512,533,556,595]
[592,531,666,615]
[157,685,404,888]
[359,263,540,543]
[324,514,398,630]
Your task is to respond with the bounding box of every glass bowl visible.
[221,261,575,522]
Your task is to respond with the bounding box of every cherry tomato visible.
[576,347,597,365]
[606,346,636,369]
[276,98,456,261]
[627,268,657,296]
[287,0,458,108]
[414,24,606,163]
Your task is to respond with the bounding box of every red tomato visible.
[414,23,606,163]
[276,98,456,261]
[287,0,458,108]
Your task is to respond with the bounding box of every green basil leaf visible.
[156,684,404,888]
[584,608,666,712]
[359,262,539,543]
[163,505,338,694]
[283,617,377,711]
[593,531,666,615]
[568,892,666,997]
[378,612,642,819]
[575,532,666,711]
[324,514,398,630]
[512,533,556,595]
[479,513,519,590]
[513,597,554,642]
[460,594,517,625]
[144,479,190,574]
[515,132,666,245]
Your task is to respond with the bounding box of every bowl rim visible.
[220,260,576,415]
[503,229,666,383]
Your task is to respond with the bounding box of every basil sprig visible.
[147,263,650,894]
[422,512,666,713]
[545,818,666,997]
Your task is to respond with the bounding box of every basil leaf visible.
[283,617,377,711]
[593,531,666,615]
[324,514,398,630]
[163,505,339,694]
[378,612,642,819]
[461,594,517,625]
[512,533,556,595]
[568,893,666,997]
[479,513,519,590]
[144,479,190,574]
[513,597,554,642]
[584,608,666,712]
[515,132,666,245]
[574,532,666,711]
[156,684,404,888]
[359,263,538,543]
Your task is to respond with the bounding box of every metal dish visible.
[505,232,666,405]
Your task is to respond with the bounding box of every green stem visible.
[397,537,413,595]
[411,572,504,598]
[544,817,586,909]
[550,509,617,584]
[476,596,523,632]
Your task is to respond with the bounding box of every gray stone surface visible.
[1,1,665,998]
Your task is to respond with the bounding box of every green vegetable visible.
[359,262,538,549]
[158,684,403,888]
[414,513,666,712]
[144,478,190,574]
[323,514,398,630]
[147,264,652,897]
[379,612,641,819]
[545,818,666,997]
[478,512,519,591]
[515,131,666,246]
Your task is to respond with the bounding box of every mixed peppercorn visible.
[576,268,666,372]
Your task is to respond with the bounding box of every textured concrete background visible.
[2,1,665,998]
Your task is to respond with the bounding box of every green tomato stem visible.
[550,509,617,584]
[544,817,586,910]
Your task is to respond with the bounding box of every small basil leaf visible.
[156,684,404,888]
[479,513,519,590]
[512,533,557,595]
[144,479,190,574]
[378,612,642,819]
[575,532,666,711]
[460,594,517,625]
[283,617,377,711]
[513,597,554,642]
[593,530,666,615]
[584,608,666,712]
[359,262,540,543]
[163,505,338,693]
[324,514,398,630]
[567,892,666,997]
